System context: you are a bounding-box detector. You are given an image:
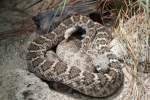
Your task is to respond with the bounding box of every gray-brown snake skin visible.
[26,15,124,97]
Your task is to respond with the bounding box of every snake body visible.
[26,15,124,97]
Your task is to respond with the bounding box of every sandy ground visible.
[0,33,149,100]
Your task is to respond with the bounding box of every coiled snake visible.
[26,15,124,97]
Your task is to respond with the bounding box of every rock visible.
[0,69,52,100]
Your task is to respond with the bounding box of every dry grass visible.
[114,5,150,100]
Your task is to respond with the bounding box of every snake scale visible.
[26,15,124,97]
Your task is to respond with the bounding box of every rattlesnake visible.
[26,15,124,97]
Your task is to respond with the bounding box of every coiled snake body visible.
[26,15,124,97]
